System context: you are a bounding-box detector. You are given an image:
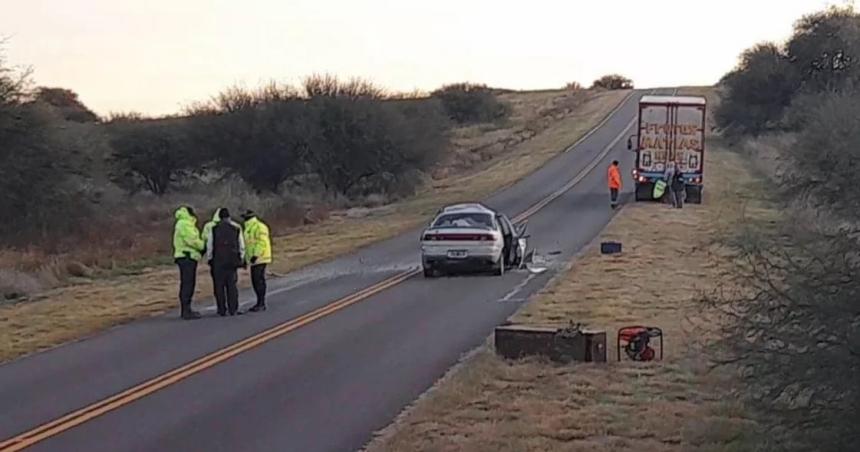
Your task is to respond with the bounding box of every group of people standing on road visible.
[172,206,272,320]
[606,160,686,209]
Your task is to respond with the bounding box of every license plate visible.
[447,250,468,259]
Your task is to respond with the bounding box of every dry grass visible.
[365,88,765,452]
[0,89,629,363]
[436,89,600,178]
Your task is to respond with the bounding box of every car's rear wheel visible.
[423,265,435,278]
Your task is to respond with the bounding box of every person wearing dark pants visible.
[607,160,622,209]
[176,257,199,318]
[213,266,240,315]
[172,206,206,320]
[250,264,267,308]
[670,171,686,208]
[201,208,224,304]
[206,208,246,316]
[242,210,272,313]
[662,161,677,205]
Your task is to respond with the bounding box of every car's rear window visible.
[432,212,493,229]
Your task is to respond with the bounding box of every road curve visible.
[0,88,672,452]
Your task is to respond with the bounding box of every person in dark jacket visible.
[205,208,246,316]
[201,207,224,305]
[670,171,686,208]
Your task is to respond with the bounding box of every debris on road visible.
[523,249,550,274]
[600,241,622,254]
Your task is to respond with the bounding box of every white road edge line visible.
[498,273,537,302]
[564,90,635,153]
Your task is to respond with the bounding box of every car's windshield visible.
[432,212,494,229]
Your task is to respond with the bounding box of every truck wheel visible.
[635,183,650,202]
[686,186,703,204]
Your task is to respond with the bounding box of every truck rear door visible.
[673,104,705,179]
[637,102,671,174]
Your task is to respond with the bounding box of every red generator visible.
[617,326,663,362]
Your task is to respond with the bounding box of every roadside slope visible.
[0,89,629,363]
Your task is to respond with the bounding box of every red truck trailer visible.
[626,95,706,204]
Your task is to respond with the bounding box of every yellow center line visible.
[511,88,657,224]
[512,115,637,224]
[0,270,418,451]
[0,89,649,451]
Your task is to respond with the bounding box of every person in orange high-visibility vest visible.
[607,160,622,209]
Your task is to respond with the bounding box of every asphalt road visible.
[0,88,672,452]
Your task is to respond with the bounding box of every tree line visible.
[0,50,527,244]
[1,36,633,253]
[109,77,517,198]
[713,5,860,451]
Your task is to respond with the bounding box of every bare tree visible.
[0,39,32,105]
[704,217,860,451]
[109,121,195,195]
[302,74,387,99]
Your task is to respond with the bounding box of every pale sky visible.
[1,0,841,116]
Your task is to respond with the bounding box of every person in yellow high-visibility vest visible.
[172,206,205,320]
[242,210,272,312]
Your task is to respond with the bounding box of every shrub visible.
[0,53,81,242]
[787,90,860,212]
[307,96,446,197]
[564,81,584,91]
[186,80,450,198]
[709,8,860,449]
[390,97,450,169]
[303,74,387,100]
[708,218,860,451]
[33,87,99,123]
[0,49,29,105]
[109,120,196,195]
[204,99,312,193]
[431,83,510,124]
[785,5,860,93]
[715,43,796,138]
[105,111,145,123]
[716,6,860,137]
[590,74,634,90]
[181,84,309,193]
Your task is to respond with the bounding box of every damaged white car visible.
[420,203,528,277]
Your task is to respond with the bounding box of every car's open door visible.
[513,220,529,268]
